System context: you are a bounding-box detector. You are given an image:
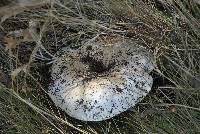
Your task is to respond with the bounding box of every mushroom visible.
[48,38,154,121]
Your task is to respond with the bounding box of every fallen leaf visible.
[3,29,34,51]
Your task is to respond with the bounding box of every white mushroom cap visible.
[48,39,154,121]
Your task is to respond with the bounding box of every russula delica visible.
[48,37,154,121]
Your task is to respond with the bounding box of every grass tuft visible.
[0,0,200,133]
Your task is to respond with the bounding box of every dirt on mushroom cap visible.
[48,38,154,121]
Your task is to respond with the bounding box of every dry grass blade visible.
[0,0,53,23]
[0,0,200,133]
[0,83,88,134]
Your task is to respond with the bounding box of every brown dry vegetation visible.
[0,0,200,133]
